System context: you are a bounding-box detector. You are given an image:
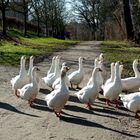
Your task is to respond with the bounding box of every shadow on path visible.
[60,115,139,138]
[0,102,39,118]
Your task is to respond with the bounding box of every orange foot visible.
[86,103,93,110]
[54,111,61,118]
[135,112,140,120]
[28,100,33,106]
[106,99,111,106]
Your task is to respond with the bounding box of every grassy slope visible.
[101,40,140,77]
[0,29,79,65]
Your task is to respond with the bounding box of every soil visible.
[0,41,140,140]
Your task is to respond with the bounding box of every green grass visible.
[0,29,79,65]
[101,40,140,77]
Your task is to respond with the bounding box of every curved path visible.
[0,41,140,140]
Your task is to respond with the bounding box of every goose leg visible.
[106,99,111,106]
[54,111,61,118]
[96,96,100,100]
[135,112,140,119]
[86,103,93,110]
[28,100,33,106]
[114,99,122,108]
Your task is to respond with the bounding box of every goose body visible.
[42,56,61,88]
[45,66,70,117]
[75,67,101,109]
[103,62,122,101]
[68,57,84,89]
[17,66,39,106]
[120,92,140,118]
[11,56,29,94]
[121,59,140,93]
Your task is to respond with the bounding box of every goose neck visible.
[91,69,98,86]
[60,74,67,91]
[20,59,26,75]
[114,65,120,82]
[78,61,83,72]
[110,66,115,81]
[32,70,38,86]
[133,63,140,77]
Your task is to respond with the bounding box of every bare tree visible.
[30,0,42,36]
[11,0,32,36]
[130,0,140,42]
[122,0,134,40]
[71,0,118,40]
[0,0,9,36]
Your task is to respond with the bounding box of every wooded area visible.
[0,0,140,42]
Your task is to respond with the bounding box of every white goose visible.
[52,62,70,90]
[42,56,61,89]
[75,67,102,110]
[45,66,70,118]
[47,56,56,75]
[120,92,140,119]
[98,53,107,84]
[68,57,84,89]
[11,56,29,96]
[103,61,122,107]
[16,66,40,106]
[121,59,140,93]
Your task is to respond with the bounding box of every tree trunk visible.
[23,13,27,36]
[2,8,6,36]
[122,0,134,40]
[37,16,40,37]
[45,21,48,37]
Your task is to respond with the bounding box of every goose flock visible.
[10,54,140,120]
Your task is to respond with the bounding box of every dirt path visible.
[0,41,140,140]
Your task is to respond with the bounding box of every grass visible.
[0,29,79,65]
[101,40,140,77]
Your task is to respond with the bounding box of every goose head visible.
[21,55,26,63]
[119,64,123,78]
[29,56,34,67]
[99,53,104,61]
[133,59,139,65]
[62,62,71,71]
[61,66,70,78]
[56,55,61,61]
[79,57,86,62]
[20,55,26,68]
[30,55,34,62]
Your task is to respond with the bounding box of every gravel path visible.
[0,41,140,140]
